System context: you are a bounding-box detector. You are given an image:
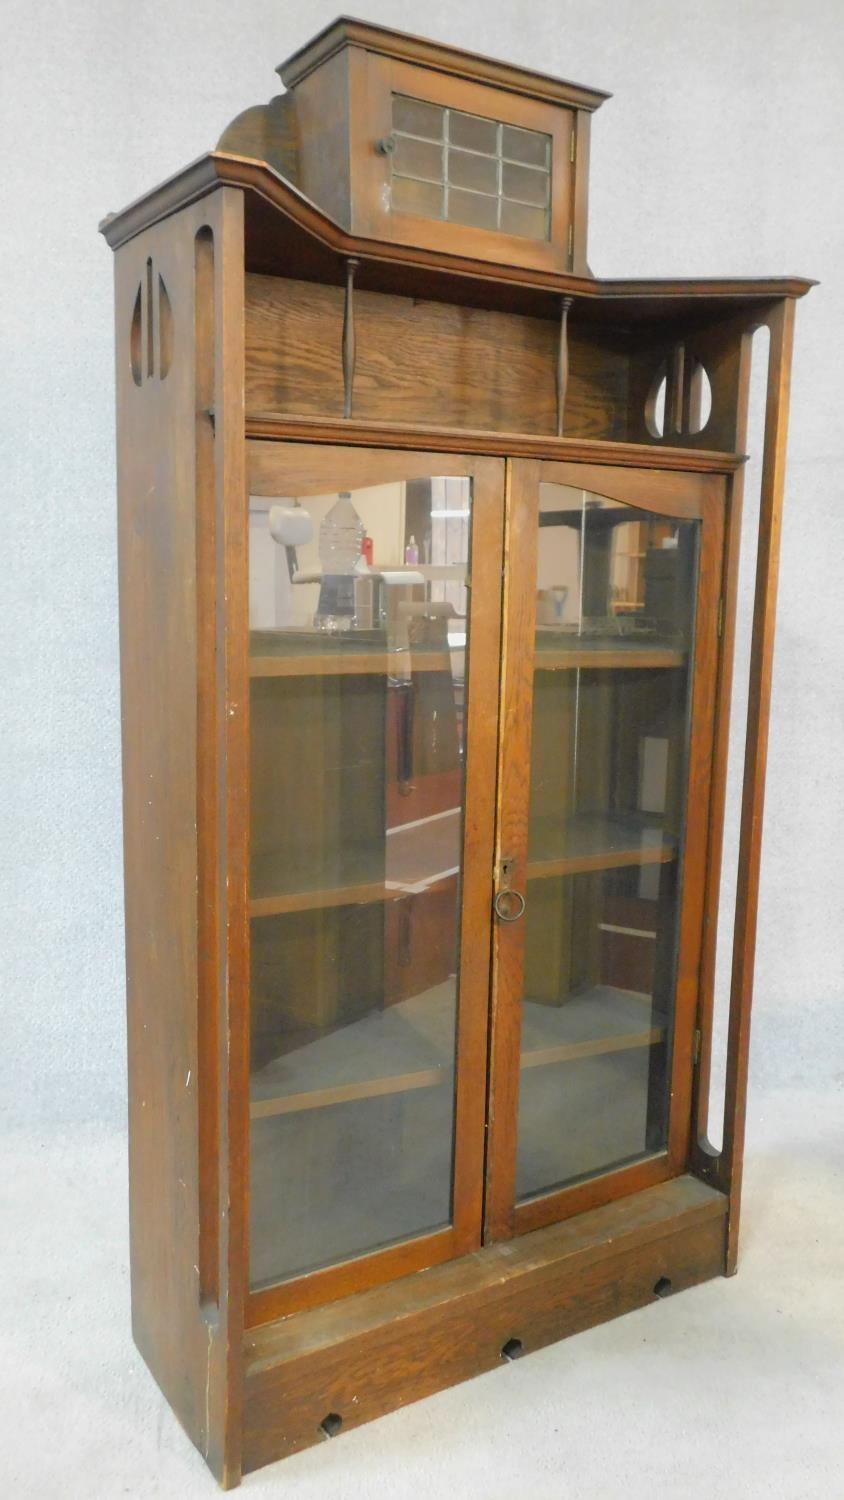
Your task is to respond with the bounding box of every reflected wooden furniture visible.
[102,16,812,1488]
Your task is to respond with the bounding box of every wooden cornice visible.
[277,15,611,112]
[99,152,816,320]
[245,413,748,473]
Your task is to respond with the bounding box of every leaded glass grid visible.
[389,94,552,241]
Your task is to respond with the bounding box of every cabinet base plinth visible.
[242,1174,727,1477]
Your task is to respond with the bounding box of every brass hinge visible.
[567,223,574,265]
[716,596,724,638]
[693,1027,702,1065]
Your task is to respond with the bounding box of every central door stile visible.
[449,456,508,1253]
[484,458,541,1241]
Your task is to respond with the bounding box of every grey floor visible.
[4,1084,842,1500]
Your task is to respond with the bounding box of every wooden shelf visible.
[534,634,685,671]
[251,810,674,916]
[251,808,462,917]
[520,986,664,1068]
[251,650,455,679]
[250,984,453,1119]
[250,984,663,1121]
[527,813,675,881]
[250,811,675,917]
[250,640,682,678]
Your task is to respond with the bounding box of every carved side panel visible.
[217,91,302,184]
[113,186,246,1485]
[626,309,758,453]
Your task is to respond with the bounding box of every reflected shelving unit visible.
[102,14,812,1487]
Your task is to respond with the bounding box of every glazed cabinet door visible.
[245,443,504,1323]
[485,460,725,1239]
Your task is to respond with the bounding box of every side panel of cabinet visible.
[114,187,247,1487]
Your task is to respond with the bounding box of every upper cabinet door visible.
[485,460,725,1240]
[245,444,504,1324]
[349,55,577,273]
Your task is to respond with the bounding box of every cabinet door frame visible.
[484,458,726,1241]
[245,442,505,1326]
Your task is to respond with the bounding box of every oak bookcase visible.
[101,17,813,1486]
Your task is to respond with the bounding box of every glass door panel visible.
[486,460,723,1239]
[517,484,699,1201]
[515,486,701,1200]
[247,459,499,1299]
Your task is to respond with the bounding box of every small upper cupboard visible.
[102,15,812,1487]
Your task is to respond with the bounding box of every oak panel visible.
[243,1177,726,1473]
[245,274,629,439]
[115,188,247,1488]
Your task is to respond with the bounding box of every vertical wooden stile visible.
[195,224,220,1311]
[721,297,796,1273]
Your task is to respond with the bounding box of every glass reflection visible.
[248,476,471,1287]
[517,485,699,1202]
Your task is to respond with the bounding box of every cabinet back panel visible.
[245,274,629,438]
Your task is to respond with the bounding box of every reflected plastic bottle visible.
[314,491,365,632]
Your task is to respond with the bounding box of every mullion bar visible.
[496,121,503,230]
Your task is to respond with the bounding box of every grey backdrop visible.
[3,0,839,1130]
[2,3,843,1496]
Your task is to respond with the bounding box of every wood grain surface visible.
[115,186,247,1488]
[242,1176,726,1473]
[244,274,629,438]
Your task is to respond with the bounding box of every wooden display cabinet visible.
[101,16,813,1487]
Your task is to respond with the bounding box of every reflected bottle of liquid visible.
[314,491,365,632]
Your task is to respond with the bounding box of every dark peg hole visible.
[653,1276,673,1299]
[319,1412,343,1438]
[501,1337,524,1361]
